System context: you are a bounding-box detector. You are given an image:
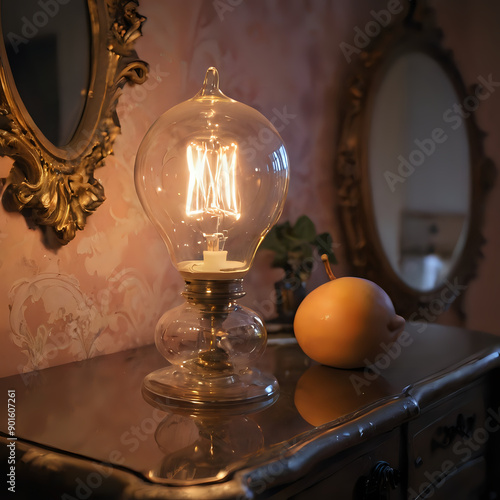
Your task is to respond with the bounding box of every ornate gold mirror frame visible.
[335,3,496,320]
[0,0,148,246]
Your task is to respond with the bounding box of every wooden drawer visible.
[287,429,401,500]
[409,456,486,500]
[408,380,489,498]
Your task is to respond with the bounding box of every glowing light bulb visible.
[134,67,289,409]
[185,141,240,222]
[182,139,241,272]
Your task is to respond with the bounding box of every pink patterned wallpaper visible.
[1,0,499,378]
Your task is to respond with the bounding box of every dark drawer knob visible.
[358,461,400,500]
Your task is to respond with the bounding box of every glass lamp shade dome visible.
[134,67,289,280]
[134,68,289,409]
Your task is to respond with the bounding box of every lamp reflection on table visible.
[148,405,266,485]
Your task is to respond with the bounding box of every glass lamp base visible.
[142,363,279,411]
[143,279,279,411]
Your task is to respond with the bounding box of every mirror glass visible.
[1,0,90,147]
[369,51,470,291]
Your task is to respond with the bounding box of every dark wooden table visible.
[1,323,499,499]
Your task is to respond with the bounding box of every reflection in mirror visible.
[369,52,470,291]
[1,0,90,147]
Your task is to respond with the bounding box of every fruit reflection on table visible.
[294,363,394,427]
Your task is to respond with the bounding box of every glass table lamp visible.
[134,67,290,409]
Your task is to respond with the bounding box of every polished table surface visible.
[1,323,499,498]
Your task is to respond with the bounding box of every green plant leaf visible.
[292,215,317,243]
[259,215,337,273]
[314,232,337,264]
[260,227,287,254]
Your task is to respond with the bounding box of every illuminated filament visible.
[186,141,241,250]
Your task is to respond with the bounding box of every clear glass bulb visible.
[134,68,289,409]
[135,67,289,280]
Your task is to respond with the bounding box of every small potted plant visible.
[260,215,336,326]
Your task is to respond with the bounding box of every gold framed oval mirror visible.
[0,0,148,246]
[335,2,496,320]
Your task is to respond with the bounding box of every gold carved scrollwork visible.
[0,0,148,246]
